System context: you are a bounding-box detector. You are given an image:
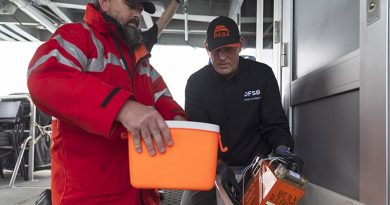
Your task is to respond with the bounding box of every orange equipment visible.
[215,155,307,205]
[242,157,307,205]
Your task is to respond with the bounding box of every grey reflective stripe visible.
[27,49,82,76]
[138,64,160,82]
[107,53,125,68]
[82,23,104,72]
[85,52,125,72]
[53,35,88,69]
[154,88,172,102]
[82,23,127,72]
[150,69,160,82]
[28,24,128,76]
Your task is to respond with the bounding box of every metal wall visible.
[359,0,388,204]
[294,91,359,199]
[291,0,389,204]
[291,0,361,201]
[293,0,359,79]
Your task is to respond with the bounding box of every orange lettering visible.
[214,31,230,38]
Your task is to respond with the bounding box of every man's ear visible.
[204,42,212,56]
[204,41,209,51]
[239,36,244,52]
[98,0,110,12]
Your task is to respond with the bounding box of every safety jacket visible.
[27,3,185,205]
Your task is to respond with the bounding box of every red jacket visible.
[27,4,185,205]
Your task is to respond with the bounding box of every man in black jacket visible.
[181,16,295,205]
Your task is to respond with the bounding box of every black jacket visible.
[185,57,294,166]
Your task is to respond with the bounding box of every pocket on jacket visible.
[64,151,129,199]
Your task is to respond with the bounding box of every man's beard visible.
[122,24,143,48]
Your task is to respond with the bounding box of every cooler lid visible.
[166,121,219,132]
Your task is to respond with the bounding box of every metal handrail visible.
[8,136,32,187]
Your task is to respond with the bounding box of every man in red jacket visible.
[27,0,185,204]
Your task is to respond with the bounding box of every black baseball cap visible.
[127,0,156,14]
[206,16,241,51]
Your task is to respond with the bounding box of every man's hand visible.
[275,145,293,157]
[275,145,304,173]
[172,115,186,121]
[116,100,173,156]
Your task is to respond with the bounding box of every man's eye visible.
[226,47,234,52]
[125,3,143,12]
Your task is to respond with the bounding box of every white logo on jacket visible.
[243,89,261,101]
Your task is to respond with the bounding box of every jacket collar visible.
[84,3,111,34]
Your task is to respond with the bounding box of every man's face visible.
[102,0,143,28]
[208,45,242,78]
[101,0,144,46]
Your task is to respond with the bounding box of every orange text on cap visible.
[214,25,231,38]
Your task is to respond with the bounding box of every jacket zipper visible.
[109,28,148,205]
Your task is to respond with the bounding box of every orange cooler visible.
[128,121,227,190]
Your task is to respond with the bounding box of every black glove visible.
[217,161,241,205]
[275,146,304,174]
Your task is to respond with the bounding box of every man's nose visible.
[134,12,142,19]
[218,50,228,60]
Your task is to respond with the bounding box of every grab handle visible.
[218,135,228,152]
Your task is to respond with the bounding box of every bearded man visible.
[27,1,186,204]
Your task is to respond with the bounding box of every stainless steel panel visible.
[293,91,359,199]
[300,183,366,205]
[291,0,388,204]
[291,50,360,105]
[294,0,359,79]
[359,0,388,204]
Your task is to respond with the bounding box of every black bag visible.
[35,189,52,205]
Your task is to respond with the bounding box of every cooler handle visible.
[218,135,228,152]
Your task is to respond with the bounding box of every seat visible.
[0,129,15,178]
[0,94,52,187]
[0,100,28,179]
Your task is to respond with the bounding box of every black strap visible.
[127,49,137,74]
[109,29,134,81]
[101,87,121,108]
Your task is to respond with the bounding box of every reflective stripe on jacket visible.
[27,3,185,205]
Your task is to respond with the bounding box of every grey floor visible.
[0,169,50,205]
[161,190,184,205]
[0,169,184,205]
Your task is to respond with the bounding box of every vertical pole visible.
[28,100,36,180]
[256,0,264,62]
